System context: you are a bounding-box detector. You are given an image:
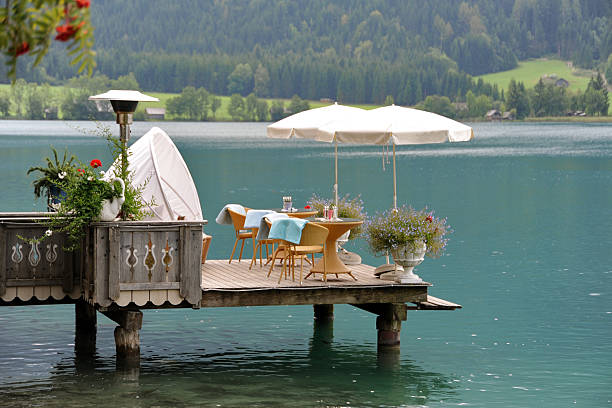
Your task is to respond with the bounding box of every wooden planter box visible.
[0,213,81,303]
[82,220,205,308]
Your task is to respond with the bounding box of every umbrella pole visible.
[393,143,397,210]
[334,138,339,209]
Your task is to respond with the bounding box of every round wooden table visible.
[306,218,363,281]
[271,208,318,219]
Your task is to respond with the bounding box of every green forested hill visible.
[3,0,612,105]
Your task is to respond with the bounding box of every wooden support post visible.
[352,303,407,350]
[74,300,97,357]
[312,304,334,347]
[102,309,143,365]
[376,303,407,349]
[313,304,334,321]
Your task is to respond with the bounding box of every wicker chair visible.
[227,208,256,264]
[277,222,328,284]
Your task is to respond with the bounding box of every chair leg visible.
[238,239,245,262]
[267,248,279,277]
[323,247,327,282]
[299,255,304,285]
[259,242,263,267]
[278,251,290,284]
[249,242,260,270]
[229,237,239,264]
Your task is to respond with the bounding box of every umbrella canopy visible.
[318,104,473,145]
[267,102,365,141]
[267,103,366,207]
[318,105,473,208]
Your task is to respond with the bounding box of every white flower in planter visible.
[87,176,94,181]
[45,229,53,237]
[58,171,67,179]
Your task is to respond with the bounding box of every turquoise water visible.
[0,120,611,407]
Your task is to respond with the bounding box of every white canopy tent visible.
[105,126,203,221]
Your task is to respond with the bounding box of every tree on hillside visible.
[227,63,253,96]
[228,93,246,121]
[255,99,269,121]
[270,100,285,121]
[584,72,609,115]
[254,64,270,97]
[288,95,309,115]
[0,90,9,117]
[166,86,211,121]
[506,79,530,119]
[210,96,221,119]
[418,95,456,118]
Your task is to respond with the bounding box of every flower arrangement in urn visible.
[365,206,451,257]
[365,206,451,283]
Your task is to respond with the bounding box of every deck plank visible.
[202,259,430,290]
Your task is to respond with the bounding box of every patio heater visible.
[88,90,159,147]
[88,90,159,179]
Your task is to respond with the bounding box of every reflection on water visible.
[2,325,456,408]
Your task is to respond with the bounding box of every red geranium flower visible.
[90,159,102,168]
[426,215,433,223]
[15,41,30,56]
[75,0,90,8]
[77,168,84,174]
[304,205,311,209]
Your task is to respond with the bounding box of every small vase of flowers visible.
[306,193,366,239]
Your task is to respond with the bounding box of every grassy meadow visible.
[476,58,595,91]
[0,84,377,121]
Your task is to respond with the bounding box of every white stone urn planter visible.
[98,178,125,221]
[390,240,426,283]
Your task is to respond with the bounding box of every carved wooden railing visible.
[82,220,204,308]
[0,213,81,302]
[1,213,205,308]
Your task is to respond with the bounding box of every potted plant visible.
[27,124,151,250]
[365,206,451,283]
[27,147,77,210]
[40,158,124,249]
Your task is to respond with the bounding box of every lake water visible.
[0,120,611,407]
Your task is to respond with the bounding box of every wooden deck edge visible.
[407,295,462,310]
[201,285,428,307]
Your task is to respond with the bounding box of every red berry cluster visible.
[12,0,91,57]
[55,1,90,42]
[14,41,30,56]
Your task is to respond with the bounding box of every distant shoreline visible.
[2,117,611,124]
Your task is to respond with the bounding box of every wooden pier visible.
[1,213,461,366]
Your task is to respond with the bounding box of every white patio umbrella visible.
[318,104,473,209]
[267,103,366,208]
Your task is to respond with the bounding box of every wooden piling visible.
[74,300,97,357]
[103,309,143,363]
[353,303,407,349]
[313,304,334,321]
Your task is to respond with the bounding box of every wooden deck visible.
[200,259,433,308]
